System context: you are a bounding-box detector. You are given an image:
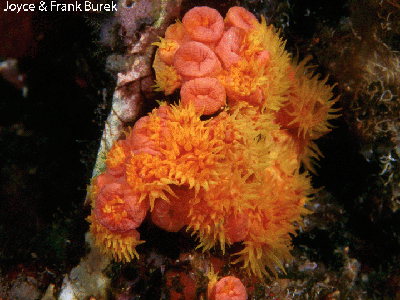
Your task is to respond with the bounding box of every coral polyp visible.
[87,5,339,279]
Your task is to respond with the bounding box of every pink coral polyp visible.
[214,276,248,300]
[226,210,249,243]
[94,180,149,232]
[174,41,222,80]
[215,27,245,69]
[151,185,197,232]
[182,6,224,44]
[126,105,171,156]
[224,6,257,32]
[180,77,226,115]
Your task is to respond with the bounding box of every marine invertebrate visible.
[182,6,224,44]
[275,58,340,170]
[209,276,248,300]
[224,6,257,32]
[215,27,246,69]
[88,212,143,262]
[155,37,180,66]
[151,184,193,232]
[174,41,222,80]
[180,77,226,115]
[94,179,148,232]
[126,104,170,156]
[152,52,182,95]
[88,5,339,280]
[165,21,187,44]
[275,58,339,139]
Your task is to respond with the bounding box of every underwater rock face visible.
[59,234,111,300]
[87,5,339,282]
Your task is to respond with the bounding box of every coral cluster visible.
[87,6,339,278]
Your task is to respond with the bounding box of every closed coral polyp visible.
[215,27,245,69]
[94,180,149,232]
[174,41,222,80]
[226,210,249,243]
[182,6,224,44]
[256,50,271,67]
[224,6,257,32]
[127,105,171,156]
[214,276,248,300]
[165,21,187,44]
[151,185,194,232]
[180,77,226,115]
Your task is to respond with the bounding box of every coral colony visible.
[87,6,339,278]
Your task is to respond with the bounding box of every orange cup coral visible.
[209,276,248,300]
[88,5,339,280]
[94,179,148,232]
[174,41,222,80]
[180,77,226,115]
[224,6,258,32]
[182,6,224,44]
[151,184,194,232]
[215,27,246,69]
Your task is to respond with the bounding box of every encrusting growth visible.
[87,5,339,279]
